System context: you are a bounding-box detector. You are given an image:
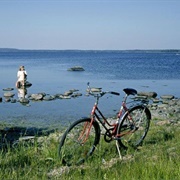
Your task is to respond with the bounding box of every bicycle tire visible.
[118,105,151,149]
[58,118,100,166]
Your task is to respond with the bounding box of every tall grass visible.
[0,120,179,180]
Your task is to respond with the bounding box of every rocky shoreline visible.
[1,86,179,149]
[1,87,83,104]
[1,87,180,123]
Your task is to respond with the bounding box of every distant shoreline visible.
[0,48,180,53]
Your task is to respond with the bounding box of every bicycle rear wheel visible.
[118,105,151,149]
[58,118,100,166]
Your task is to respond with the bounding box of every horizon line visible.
[0,48,180,51]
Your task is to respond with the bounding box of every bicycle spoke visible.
[118,105,151,149]
[59,118,100,166]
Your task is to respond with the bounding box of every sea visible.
[0,50,180,129]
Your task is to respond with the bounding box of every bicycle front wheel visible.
[58,118,100,166]
[118,105,151,149]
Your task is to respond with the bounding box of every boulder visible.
[19,98,30,104]
[4,92,15,97]
[64,91,73,96]
[152,98,160,103]
[160,95,174,100]
[31,94,43,101]
[3,87,14,91]
[67,66,85,71]
[59,95,71,99]
[137,91,157,98]
[71,93,82,98]
[43,95,56,101]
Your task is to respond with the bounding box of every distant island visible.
[0,48,180,53]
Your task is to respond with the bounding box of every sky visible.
[0,0,180,50]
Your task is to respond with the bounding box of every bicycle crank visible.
[104,130,113,142]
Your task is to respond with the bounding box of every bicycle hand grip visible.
[110,91,120,96]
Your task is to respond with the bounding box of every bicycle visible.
[58,82,151,166]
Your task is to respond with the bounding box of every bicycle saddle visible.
[123,88,137,95]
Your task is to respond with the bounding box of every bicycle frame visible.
[86,92,134,141]
[80,83,144,145]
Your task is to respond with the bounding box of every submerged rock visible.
[43,95,56,101]
[3,87,14,91]
[160,95,174,100]
[11,99,16,103]
[71,93,82,98]
[64,91,73,96]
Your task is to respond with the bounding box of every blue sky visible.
[0,0,180,50]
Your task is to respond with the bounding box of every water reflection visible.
[17,87,27,99]
[17,86,30,106]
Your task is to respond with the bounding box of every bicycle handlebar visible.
[87,89,120,97]
[87,82,120,98]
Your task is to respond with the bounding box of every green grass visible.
[0,120,179,180]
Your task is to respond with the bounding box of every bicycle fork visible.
[78,119,94,145]
[78,103,98,145]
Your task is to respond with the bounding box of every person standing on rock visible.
[16,65,27,88]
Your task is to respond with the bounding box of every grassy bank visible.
[0,117,179,180]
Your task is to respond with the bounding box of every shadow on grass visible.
[0,126,56,150]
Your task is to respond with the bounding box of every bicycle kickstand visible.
[116,141,122,160]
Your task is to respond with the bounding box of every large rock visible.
[67,66,85,71]
[137,91,157,98]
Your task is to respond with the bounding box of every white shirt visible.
[17,70,27,81]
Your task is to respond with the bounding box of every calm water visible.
[0,50,180,128]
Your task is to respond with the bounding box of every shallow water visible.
[1,79,179,129]
[0,50,179,128]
